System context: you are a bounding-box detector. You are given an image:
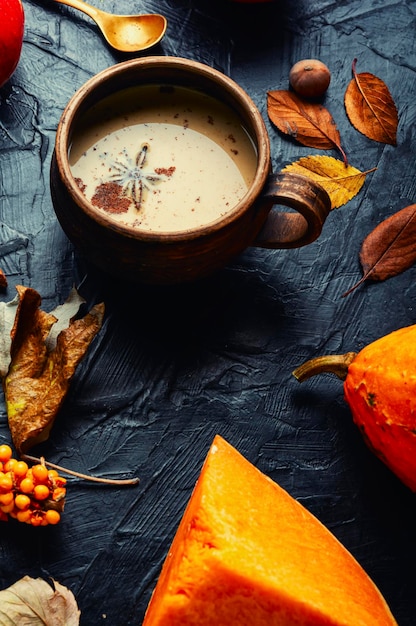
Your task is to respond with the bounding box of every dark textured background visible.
[1,0,416,623]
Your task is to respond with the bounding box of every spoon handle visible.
[53,0,101,21]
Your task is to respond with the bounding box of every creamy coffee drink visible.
[69,85,258,233]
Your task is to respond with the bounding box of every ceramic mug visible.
[50,56,331,285]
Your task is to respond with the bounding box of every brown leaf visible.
[344,58,398,145]
[282,155,376,209]
[0,268,7,289]
[2,286,105,453]
[343,204,416,297]
[0,576,80,625]
[267,90,348,164]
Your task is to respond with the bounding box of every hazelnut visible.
[289,59,331,99]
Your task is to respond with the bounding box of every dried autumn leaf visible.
[282,155,376,209]
[267,89,347,164]
[344,58,398,145]
[0,576,80,625]
[343,204,416,297]
[0,268,7,289]
[2,286,105,453]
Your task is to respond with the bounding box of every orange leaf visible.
[343,204,416,296]
[267,90,347,164]
[344,59,398,145]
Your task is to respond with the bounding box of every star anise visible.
[108,143,169,211]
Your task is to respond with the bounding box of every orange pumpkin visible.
[293,324,416,492]
[142,435,397,626]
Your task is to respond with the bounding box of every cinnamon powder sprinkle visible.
[74,177,87,193]
[154,166,176,177]
[91,181,131,214]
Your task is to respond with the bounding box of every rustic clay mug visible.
[50,56,330,285]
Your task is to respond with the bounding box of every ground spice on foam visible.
[91,182,131,214]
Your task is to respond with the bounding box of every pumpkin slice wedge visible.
[143,435,397,626]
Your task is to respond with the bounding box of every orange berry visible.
[13,461,28,478]
[32,464,49,483]
[55,476,67,487]
[15,493,31,510]
[19,477,34,494]
[45,509,61,525]
[0,491,14,505]
[0,445,12,463]
[52,487,66,502]
[16,509,32,523]
[0,473,13,492]
[0,501,15,514]
[3,458,17,472]
[33,484,50,500]
[30,513,44,526]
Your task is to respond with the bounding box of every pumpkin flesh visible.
[142,435,397,626]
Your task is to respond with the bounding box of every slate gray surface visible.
[0,0,415,624]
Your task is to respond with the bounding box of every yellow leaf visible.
[282,155,376,209]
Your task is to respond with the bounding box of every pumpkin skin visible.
[344,325,416,492]
[142,435,398,626]
[293,324,416,492]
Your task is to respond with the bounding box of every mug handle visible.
[253,172,331,249]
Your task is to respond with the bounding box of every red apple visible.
[0,0,25,88]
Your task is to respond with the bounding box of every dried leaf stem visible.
[22,454,140,485]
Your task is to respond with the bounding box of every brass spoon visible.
[53,0,167,52]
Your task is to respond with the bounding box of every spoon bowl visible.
[53,0,167,52]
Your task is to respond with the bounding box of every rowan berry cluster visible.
[0,444,66,526]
